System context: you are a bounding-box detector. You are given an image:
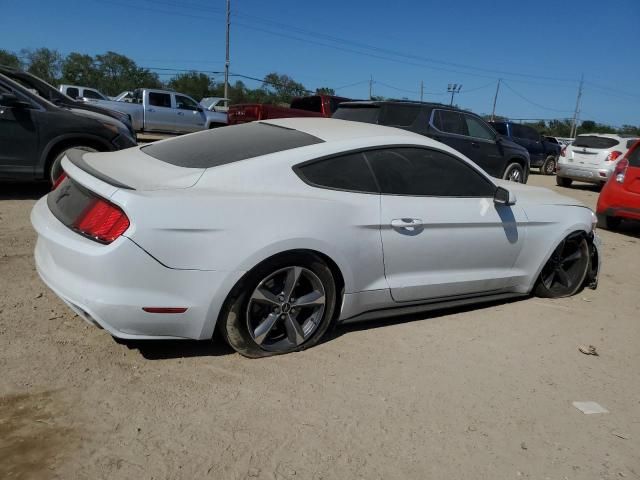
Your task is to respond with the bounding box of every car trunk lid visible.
[569,135,620,166]
[63,147,205,191]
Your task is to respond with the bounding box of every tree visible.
[262,72,307,104]
[167,71,213,100]
[0,49,21,68]
[315,87,335,95]
[61,52,99,87]
[21,48,63,85]
[94,51,161,95]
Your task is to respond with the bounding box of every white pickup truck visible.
[87,88,228,134]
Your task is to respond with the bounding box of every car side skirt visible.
[339,291,526,324]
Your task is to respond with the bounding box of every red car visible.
[596,139,640,229]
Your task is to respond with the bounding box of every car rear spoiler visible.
[65,148,134,190]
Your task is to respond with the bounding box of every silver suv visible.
[556,134,638,187]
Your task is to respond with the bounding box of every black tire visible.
[49,145,97,184]
[503,162,525,183]
[596,213,621,230]
[542,156,556,175]
[218,253,337,358]
[534,236,590,298]
[556,176,573,187]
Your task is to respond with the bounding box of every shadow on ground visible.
[0,182,49,200]
[121,297,524,360]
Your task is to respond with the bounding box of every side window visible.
[148,92,171,108]
[627,143,640,167]
[465,115,496,141]
[296,152,378,193]
[175,95,199,111]
[511,124,528,140]
[82,89,103,100]
[381,105,420,127]
[66,87,79,99]
[521,126,540,141]
[366,147,494,197]
[432,110,468,136]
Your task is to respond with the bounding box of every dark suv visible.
[0,73,136,183]
[490,121,560,175]
[333,101,530,182]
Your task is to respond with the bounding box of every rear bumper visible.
[31,197,243,340]
[556,162,612,184]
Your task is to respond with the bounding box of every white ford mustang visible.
[32,118,600,357]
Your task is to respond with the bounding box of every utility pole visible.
[491,78,501,121]
[570,74,584,139]
[369,75,373,100]
[223,0,230,100]
[447,83,462,106]
[420,80,424,102]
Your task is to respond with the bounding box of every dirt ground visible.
[1,174,639,480]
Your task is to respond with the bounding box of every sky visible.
[3,0,639,126]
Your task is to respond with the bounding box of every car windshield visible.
[141,122,324,168]
[332,105,381,124]
[573,136,619,149]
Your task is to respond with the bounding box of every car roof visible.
[262,117,426,143]
[338,99,453,109]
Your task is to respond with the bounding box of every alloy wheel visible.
[246,266,326,352]
[539,237,589,296]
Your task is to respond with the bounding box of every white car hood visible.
[494,179,587,208]
[78,147,205,191]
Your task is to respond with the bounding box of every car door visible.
[174,94,206,133]
[427,109,475,159]
[520,125,546,165]
[144,91,176,132]
[0,84,39,178]
[366,147,526,302]
[462,113,505,177]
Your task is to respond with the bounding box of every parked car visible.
[334,101,531,182]
[596,139,640,229]
[228,94,350,125]
[556,134,639,187]
[545,136,573,146]
[200,97,230,112]
[88,88,228,133]
[490,121,560,175]
[59,84,110,101]
[0,73,136,183]
[31,118,599,358]
[0,66,135,136]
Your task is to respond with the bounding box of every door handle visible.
[391,218,423,229]
[177,112,184,116]
[148,108,155,112]
[471,142,480,148]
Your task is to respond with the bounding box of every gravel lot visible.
[1,174,639,480]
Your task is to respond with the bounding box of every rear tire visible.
[542,156,556,175]
[596,213,621,230]
[218,253,337,358]
[503,162,525,183]
[556,176,573,187]
[535,236,590,298]
[49,145,97,184]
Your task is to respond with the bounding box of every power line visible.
[501,81,573,113]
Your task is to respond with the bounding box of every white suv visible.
[556,134,638,187]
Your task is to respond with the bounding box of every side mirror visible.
[0,93,29,108]
[494,186,517,206]
[197,106,204,112]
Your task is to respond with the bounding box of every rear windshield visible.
[628,141,640,167]
[379,105,420,127]
[141,122,324,168]
[573,136,619,149]
[332,105,380,124]
[290,96,322,112]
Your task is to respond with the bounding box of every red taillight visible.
[52,172,67,190]
[73,198,130,244]
[560,146,567,157]
[606,150,623,162]
[614,157,629,183]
